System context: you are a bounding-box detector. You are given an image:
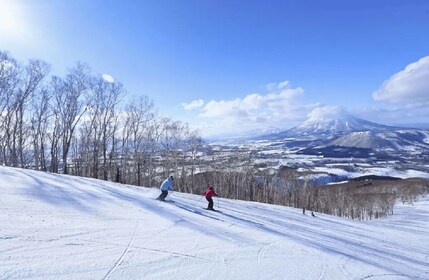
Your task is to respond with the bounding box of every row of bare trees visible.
[0,50,203,188]
[184,158,429,220]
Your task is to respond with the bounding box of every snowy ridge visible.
[329,131,397,149]
[1,166,428,279]
[296,114,391,133]
[283,114,397,138]
[330,130,429,150]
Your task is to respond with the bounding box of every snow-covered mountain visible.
[1,166,429,279]
[328,131,398,149]
[291,114,396,135]
[266,113,399,139]
[329,130,429,150]
[255,112,429,156]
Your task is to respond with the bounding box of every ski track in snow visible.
[1,166,429,279]
[102,222,138,280]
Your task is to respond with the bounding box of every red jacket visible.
[203,187,217,199]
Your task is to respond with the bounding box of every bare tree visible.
[141,117,164,186]
[0,51,20,165]
[0,54,49,167]
[186,130,203,192]
[51,62,90,174]
[16,60,50,167]
[30,87,51,170]
[167,121,189,191]
[120,96,155,185]
[83,76,124,179]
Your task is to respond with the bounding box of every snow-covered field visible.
[1,166,428,280]
[308,166,429,180]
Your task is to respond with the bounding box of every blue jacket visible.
[160,177,174,191]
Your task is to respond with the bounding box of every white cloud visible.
[307,106,347,121]
[266,80,290,91]
[182,81,311,136]
[182,99,204,110]
[102,74,115,83]
[277,80,290,89]
[373,56,429,106]
[199,84,304,120]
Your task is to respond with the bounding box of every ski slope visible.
[1,166,428,280]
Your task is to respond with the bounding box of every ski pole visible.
[167,190,174,198]
[194,195,204,206]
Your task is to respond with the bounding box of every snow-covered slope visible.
[291,114,394,135]
[1,166,428,280]
[329,130,429,151]
[329,131,399,149]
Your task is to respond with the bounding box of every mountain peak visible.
[298,114,369,132]
[275,105,404,138]
[255,107,409,140]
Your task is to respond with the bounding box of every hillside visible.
[264,113,398,140]
[1,166,428,279]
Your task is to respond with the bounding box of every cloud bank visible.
[181,81,317,136]
[373,56,429,106]
[181,99,204,110]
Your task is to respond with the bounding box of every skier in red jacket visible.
[203,186,218,210]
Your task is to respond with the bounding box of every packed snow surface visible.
[1,166,428,280]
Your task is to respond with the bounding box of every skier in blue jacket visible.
[157,175,174,201]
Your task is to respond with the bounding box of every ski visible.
[203,208,222,212]
[155,198,175,203]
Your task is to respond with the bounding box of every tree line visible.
[0,50,203,188]
[186,152,429,221]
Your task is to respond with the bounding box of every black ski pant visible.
[206,197,214,209]
[159,190,168,200]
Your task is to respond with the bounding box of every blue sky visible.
[1,0,428,137]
